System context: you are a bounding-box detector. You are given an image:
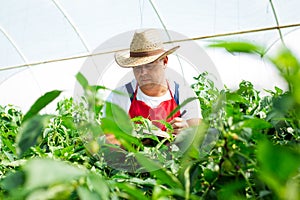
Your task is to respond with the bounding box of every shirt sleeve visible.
[105,86,131,113]
[104,80,137,115]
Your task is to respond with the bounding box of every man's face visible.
[133,58,166,88]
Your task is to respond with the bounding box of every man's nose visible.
[140,66,147,74]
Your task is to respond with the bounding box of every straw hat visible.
[115,29,179,68]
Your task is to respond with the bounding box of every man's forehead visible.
[135,58,163,68]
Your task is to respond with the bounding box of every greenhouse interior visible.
[0,1,300,199]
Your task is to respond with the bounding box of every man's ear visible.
[163,56,168,65]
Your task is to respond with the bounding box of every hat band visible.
[130,49,164,57]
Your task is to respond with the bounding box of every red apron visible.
[129,83,181,131]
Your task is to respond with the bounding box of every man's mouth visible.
[140,77,152,82]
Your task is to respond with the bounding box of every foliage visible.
[0,105,22,179]
[0,42,299,200]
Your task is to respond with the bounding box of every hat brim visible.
[115,46,179,68]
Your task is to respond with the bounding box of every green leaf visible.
[2,137,16,156]
[77,186,100,200]
[22,90,61,122]
[257,140,300,198]
[217,181,247,200]
[101,118,141,151]
[102,102,142,150]
[0,170,25,191]
[269,48,300,105]
[24,158,86,189]
[86,173,110,200]
[167,97,199,119]
[114,182,150,200]
[103,102,132,134]
[269,48,300,77]
[226,93,248,104]
[203,169,218,183]
[176,124,207,158]
[76,72,89,90]
[208,41,265,57]
[241,118,272,130]
[128,177,156,186]
[16,114,53,157]
[90,85,110,92]
[135,153,183,189]
[60,116,76,130]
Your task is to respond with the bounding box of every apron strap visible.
[125,82,134,102]
[174,81,179,105]
[126,80,180,104]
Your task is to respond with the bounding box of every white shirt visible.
[106,79,202,120]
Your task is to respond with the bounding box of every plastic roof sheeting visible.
[1,0,300,111]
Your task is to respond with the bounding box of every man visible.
[106,29,202,145]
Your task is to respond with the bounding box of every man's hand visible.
[170,117,202,134]
[105,133,121,145]
[169,117,189,134]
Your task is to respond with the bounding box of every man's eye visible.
[146,64,155,69]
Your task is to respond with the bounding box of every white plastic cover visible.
[1,0,299,111]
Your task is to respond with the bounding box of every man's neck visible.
[139,81,168,97]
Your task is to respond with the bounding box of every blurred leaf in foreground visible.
[257,139,300,200]
[22,90,61,122]
[24,158,86,189]
[16,114,53,157]
[101,102,142,151]
[208,41,265,57]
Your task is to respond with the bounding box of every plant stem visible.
[269,0,285,46]
[239,168,255,197]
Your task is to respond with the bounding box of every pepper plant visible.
[0,41,299,200]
